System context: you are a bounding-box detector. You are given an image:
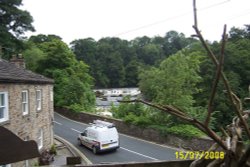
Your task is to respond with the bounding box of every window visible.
[24,160,29,167]
[50,89,53,102]
[36,90,42,111]
[22,90,29,115]
[0,92,9,123]
[37,128,43,149]
[0,164,11,167]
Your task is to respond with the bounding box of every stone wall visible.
[0,83,54,167]
[56,108,214,151]
[77,160,194,167]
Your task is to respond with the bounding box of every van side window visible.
[81,130,87,136]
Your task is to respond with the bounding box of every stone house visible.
[0,56,54,167]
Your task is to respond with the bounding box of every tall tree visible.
[25,36,95,111]
[139,50,203,112]
[29,34,62,44]
[228,24,250,41]
[125,60,140,87]
[104,52,126,87]
[138,43,164,65]
[163,31,193,56]
[36,39,76,76]
[0,0,34,58]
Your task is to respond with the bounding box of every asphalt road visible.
[54,112,178,164]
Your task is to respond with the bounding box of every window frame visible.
[0,92,9,123]
[36,90,42,111]
[0,164,11,167]
[21,90,29,116]
[50,89,53,102]
[37,128,43,150]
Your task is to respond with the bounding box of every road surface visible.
[54,112,178,164]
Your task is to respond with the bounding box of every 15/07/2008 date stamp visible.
[175,151,225,160]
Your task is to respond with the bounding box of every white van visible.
[77,120,119,154]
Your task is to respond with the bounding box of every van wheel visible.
[92,147,97,154]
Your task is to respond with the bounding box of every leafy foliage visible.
[164,124,204,139]
[139,50,203,113]
[1,0,250,138]
[113,50,206,137]
[24,36,95,112]
[70,31,193,88]
[0,0,34,58]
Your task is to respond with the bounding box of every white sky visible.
[21,0,250,44]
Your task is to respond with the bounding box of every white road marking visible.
[120,147,159,161]
[54,121,62,125]
[71,128,82,133]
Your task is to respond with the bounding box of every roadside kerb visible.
[54,135,92,165]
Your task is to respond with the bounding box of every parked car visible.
[77,120,119,154]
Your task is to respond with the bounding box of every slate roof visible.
[0,59,54,84]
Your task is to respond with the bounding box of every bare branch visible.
[192,0,250,139]
[119,99,194,122]
[231,92,243,114]
[193,0,198,27]
[238,145,250,167]
[220,127,229,138]
[207,159,224,167]
[190,143,220,167]
[194,120,228,150]
[204,25,227,126]
[161,105,187,117]
[120,99,228,150]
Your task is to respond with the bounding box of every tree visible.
[24,35,95,111]
[70,38,97,64]
[163,31,191,56]
[36,39,76,77]
[129,1,250,166]
[139,50,203,113]
[104,52,126,87]
[22,42,46,71]
[225,38,250,93]
[138,44,164,65]
[29,34,62,44]
[228,25,250,41]
[125,60,140,87]
[0,0,34,58]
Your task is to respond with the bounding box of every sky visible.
[21,0,250,44]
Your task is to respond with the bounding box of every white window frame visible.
[0,164,11,167]
[36,90,42,111]
[0,92,9,123]
[22,90,29,115]
[50,89,53,102]
[38,128,43,150]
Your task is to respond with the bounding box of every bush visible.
[165,124,204,139]
[124,113,152,127]
[66,104,84,113]
[49,144,57,155]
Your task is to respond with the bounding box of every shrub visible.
[165,124,204,139]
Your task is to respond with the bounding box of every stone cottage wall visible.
[0,83,54,167]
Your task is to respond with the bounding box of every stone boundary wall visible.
[78,160,194,167]
[55,108,214,151]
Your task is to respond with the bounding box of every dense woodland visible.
[1,0,250,137]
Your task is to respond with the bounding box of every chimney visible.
[10,54,26,69]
